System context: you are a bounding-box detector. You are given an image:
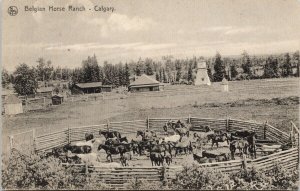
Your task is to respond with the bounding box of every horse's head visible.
[98,144,103,151]
[163,124,168,132]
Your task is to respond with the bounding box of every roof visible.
[75,82,103,88]
[52,94,64,98]
[129,74,159,87]
[197,61,207,69]
[4,95,21,104]
[2,89,17,96]
[36,87,54,93]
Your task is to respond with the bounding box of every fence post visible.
[107,120,110,131]
[43,97,46,108]
[264,121,268,140]
[226,117,230,132]
[68,127,71,144]
[188,114,191,124]
[147,116,149,130]
[85,163,89,176]
[32,129,36,153]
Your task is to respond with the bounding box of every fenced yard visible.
[6,116,299,189]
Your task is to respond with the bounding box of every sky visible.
[2,0,300,71]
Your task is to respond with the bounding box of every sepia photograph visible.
[1,0,300,190]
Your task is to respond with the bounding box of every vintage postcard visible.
[1,0,299,190]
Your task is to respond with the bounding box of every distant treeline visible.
[2,51,299,95]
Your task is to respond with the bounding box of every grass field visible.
[2,78,299,155]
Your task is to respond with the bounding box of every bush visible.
[126,178,164,190]
[170,164,232,190]
[2,150,109,190]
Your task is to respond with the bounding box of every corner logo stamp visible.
[8,6,18,16]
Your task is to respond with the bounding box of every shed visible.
[51,94,64,105]
[221,78,229,92]
[4,95,23,115]
[74,82,112,94]
[128,74,160,92]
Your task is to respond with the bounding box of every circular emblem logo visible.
[8,6,18,16]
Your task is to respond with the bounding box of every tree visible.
[175,60,182,82]
[281,53,293,77]
[145,58,154,75]
[36,58,54,83]
[213,52,226,82]
[207,67,213,82]
[13,63,38,95]
[82,55,100,82]
[155,72,160,82]
[241,51,252,76]
[162,68,167,83]
[263,57,279,78]
[230,65,238,79]
[159,69,162,82]
[187,64,193,82]
[2,69,11,88]
[124,63,130,86]
[293,51,299,77]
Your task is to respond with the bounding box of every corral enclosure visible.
[6,115,299,189]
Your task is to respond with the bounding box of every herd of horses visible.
[46,119,291,167]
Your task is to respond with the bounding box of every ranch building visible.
[51,94,64,105]
[36,87,54,98]
[4,94,23,115]
[74,82,112,94]
[128,74,160,92]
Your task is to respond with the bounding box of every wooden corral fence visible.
[9,116,293,153]
[7,116,299,190]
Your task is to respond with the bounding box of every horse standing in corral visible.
[98,144,132,162]
[149,152,165,166]
[105,136,128,145]
[63,144,92,154]
[85,133,94,142]
[136,130,157,141]
[207,133,229,148]
[229,140,249,159]
[99,130,122,139]
[170,141,192,157]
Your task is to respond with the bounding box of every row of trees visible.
[2,51,299,95]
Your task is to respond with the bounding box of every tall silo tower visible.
[194,61,211,86]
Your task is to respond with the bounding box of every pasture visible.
[3,77,299,136]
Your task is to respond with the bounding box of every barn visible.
[128,74,160,92]
[74,82,112,94]
[4,95,23,115]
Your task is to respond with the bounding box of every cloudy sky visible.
[2,0,300,71]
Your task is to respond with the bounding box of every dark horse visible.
[105,136,128,145]
[163,120,186,132]
[207,133,229,148]
[99,130,122,140]
[229,132,257,159]
[98,144,132,162]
